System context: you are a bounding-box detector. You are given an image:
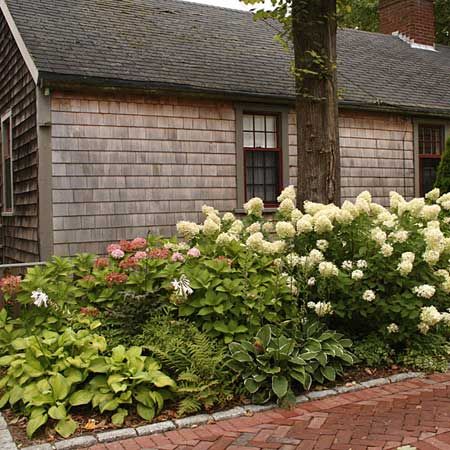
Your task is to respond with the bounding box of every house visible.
[0,0,449,262]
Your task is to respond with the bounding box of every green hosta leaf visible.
[9,385,23,405]
[69,390,94,406]
[12,337,28,350]
[150,371,176,388]
[49,374,71,401]
[0,355,15,366]
[100,398,120,412]
[300,352,318,361]
[55,417,78,438]
[339,339,353,348]
[272,375,288,399]
[26,412,48,437]
[49,404,67,420]
[64,368,84,384]
[244,378,260,394]
[316,352,328,367]
[178,304,195,316]
[136,403,155,421]
[89,357,109,373]
[0,391,9,408]
[112,408,128,426]
[320,366,336,381]
[339,352,354,365]
[232,351,253,363]
[256,325,271,348]
[304,373,312,390]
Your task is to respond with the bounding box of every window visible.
[243,113,281,205]
[1,112,14,213]
[418,124,445,196]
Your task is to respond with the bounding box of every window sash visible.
[418,125,444,155]
[243,113,282,205]
[1,112,14,213]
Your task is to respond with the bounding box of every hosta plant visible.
[227,323,353,406]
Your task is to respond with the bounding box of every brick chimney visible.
[379,0,435,48]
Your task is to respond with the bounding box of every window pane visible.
[255,132,265,148]
[243,115,253,131]
[421,158,440,196]
[254,115,265,132]
[266,132,276,148]
[419,125,444,155]
[244,131,254,147]
[266,116,276,132]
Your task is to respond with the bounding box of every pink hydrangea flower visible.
[131,237,147,250]
[187,247,201,258]
[107,243,122,254]
[134,251,148,261]
[171,252,185,262]
[111,248,125,259]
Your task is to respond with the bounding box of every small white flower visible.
[356,260,367,269]
[387,323,399,334]
[381,243,393,257]
[351,270,364,281]
[171,275,193,299]
[31,289,49,308]
[286,253,301,268]
[413,284,436,299]
[362,289,376,302]
[316,240,329,252]
[307,301,333,317]
[341,260,353,271]
[307,277,316,287]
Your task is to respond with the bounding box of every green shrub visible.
[227,323,353,406]
[435,136,450,193]
[352,335,394,367]
[135,316,234,416]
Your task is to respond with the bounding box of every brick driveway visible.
[89,372,450,450]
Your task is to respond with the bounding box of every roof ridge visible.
[155,0,255,15]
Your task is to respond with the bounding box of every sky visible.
[182,0,273,11]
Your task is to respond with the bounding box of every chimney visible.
[379,0,435,48]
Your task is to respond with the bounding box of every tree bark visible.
[292,0,341,207]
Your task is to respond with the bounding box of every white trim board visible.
[0,0,39,84]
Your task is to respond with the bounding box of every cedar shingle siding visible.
[0,13,39,262]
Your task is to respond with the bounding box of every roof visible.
[3,0,450,116]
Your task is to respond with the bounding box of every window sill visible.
[234,207,278,215]
[2,212,15,217]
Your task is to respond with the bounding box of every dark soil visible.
[5,365,412,448]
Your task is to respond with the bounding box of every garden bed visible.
[0,187,450,446]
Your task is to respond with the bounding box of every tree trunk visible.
[292,0,341,207]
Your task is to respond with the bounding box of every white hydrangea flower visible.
[387,323,399,334]
[203,217,221,236]
[304,201,326,216]
[262,222,274,233]
[418,322,430,335]
[362,289,376,302]
[313,215,334,234]
[307,277,316,287]
[389,230,409,243]
[222,212,235,223]
[381,243,394,257]
[277,185,296,203]
[420,305,442,326]
[412,284,436,299]
[390,191,406,211]
[426,188,440,201]
[216,232,237,246]
[286,253,301,268]
[423,250,441,265]
[202,204,220,217]
[316,240,329,252]
[297,215,314,234]
[278,198,295,217]
[356,260,368,269]
[351,270,364,280]
[31,289,49,308]
[246,232,265,252]
[397,261,413,276]
[341,260,353,271]
[420,205,441,221]
[176,221,200,241]
[244,197,264,217]
[307,301,333,317]
[276,221,296,239]
[282,272,298,295]
[318,262,339,277]
[291,208,303,223]
[229,220,244,235]
[308,249,325,266]
[371,227,387,246]
[246,222,261,234]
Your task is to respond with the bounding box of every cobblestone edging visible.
[5,371,423,450]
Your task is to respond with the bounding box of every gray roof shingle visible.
[5,0,450,115]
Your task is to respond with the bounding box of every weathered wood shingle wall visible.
[288,110,414,205]
[51,91,416,256]
[0,13,39,262]
[51,92,236,255]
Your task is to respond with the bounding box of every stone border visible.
[5,371,423,450]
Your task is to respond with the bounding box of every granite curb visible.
[7,370,424,450]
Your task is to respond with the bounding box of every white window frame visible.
[1,110,14,216]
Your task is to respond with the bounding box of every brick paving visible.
[89,372,450,450]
